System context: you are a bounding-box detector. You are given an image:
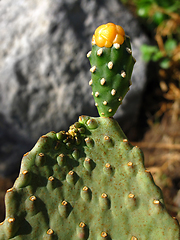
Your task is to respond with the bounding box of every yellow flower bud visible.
[92,23,125,47]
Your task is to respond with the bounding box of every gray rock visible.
[0,0,148,177]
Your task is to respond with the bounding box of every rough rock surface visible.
[0,0,148,177]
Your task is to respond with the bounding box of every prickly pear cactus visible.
[87,23,135,117]
[0,23,179,240]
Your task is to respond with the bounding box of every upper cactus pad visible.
[88,23,135,117]
[0,116,179,239]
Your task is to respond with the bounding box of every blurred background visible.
[0,0,179,223]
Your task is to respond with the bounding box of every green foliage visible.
[0,116,179,239]
[122,0,180,69]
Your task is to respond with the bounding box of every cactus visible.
[0,23,179,239]
[87,23,135,117]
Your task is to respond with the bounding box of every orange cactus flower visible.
[92,23,125,48]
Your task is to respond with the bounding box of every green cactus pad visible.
[87,37,135,117]
[0,116,179,239]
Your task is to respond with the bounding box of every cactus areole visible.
[0,23,179,239]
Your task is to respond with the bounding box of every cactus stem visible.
[101,232,108,238]
[47,229,54,235]
[121,71,126,78]
[90,66,96,73]
[113,43,120,49]
[97,48,103,56]
[100,78,106,85]
[29,196,36,202]
[89,79,93,86]
[87,51,91,58]
[103,101,108,106]
[108,61,113,69]
[95,92,99,97]
[111,89,116,96]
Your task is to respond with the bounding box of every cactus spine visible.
[0,23,179,239]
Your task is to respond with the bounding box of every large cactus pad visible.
[0,116,179,239]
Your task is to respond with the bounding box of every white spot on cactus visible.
[95,103,98,106]
[48,176,54,181]
[8,218,15,223]
[111,89,116,96]
[128,162,133,167]
[101,112,105,115]
[128,193,135,199]
[79,222,86,228]
[123,139,128,142]
[97,48,103,56]
[22,170,28,175]
[101,231,108,238]
[114,43,120,49]
[121,70,126,78]
[153,200,160,205]
[131,237,138,240]
[89,79,93,86]
[118,97,122,102]
[90,66,96,73]
[30,196,36,202]
[95,92,99,97]
[101,193,108,198]
[108,109,112,112]
[6,188,13,193]
[86,51,91,58]
[103,101,108,105]
[108,61,113,69]
[126,47,132,54]
[47,229,54,235]
[100,78,106,85]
